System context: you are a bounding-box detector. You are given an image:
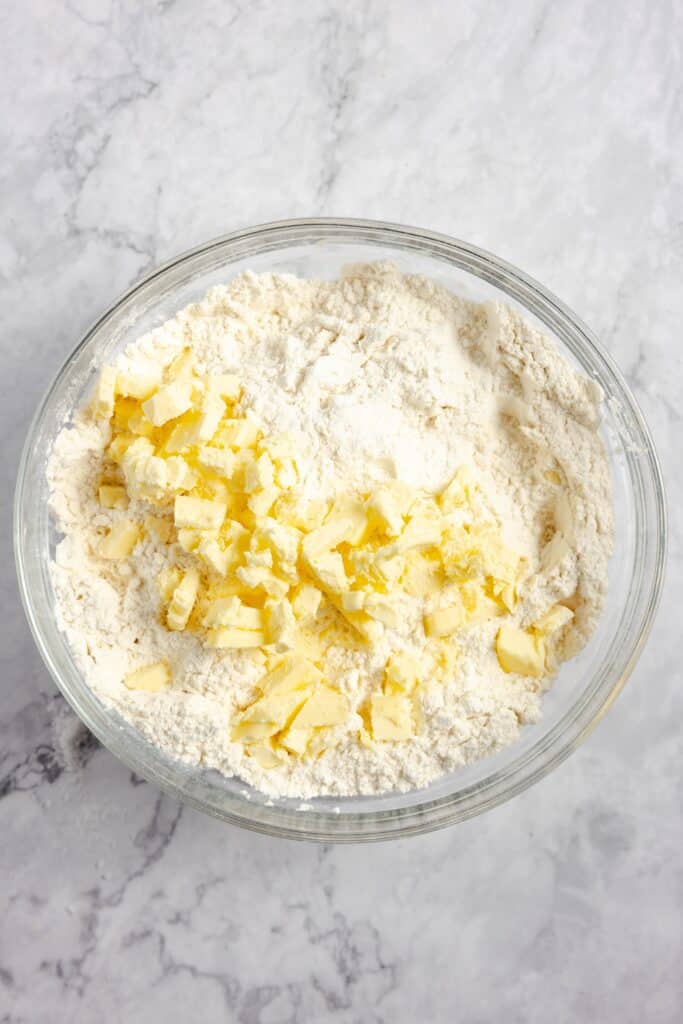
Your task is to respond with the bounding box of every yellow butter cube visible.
[158,566,183,602]
[384,651,421,694]
[195,391,226,443]
[124,661,171,693]
[341,590,366,613]
[289,685,350,730]
[424,604,464,638]
[98,519,140,559]
[142,380,193,426]
[197,446,236,479]
[366,487,406,536]
[258,655,322,695]
[364,593,400,629]
[117,366,163,400]
[276,496,328,531]
[214,419,260,449]
[248,743,284,768]
[167,568,200,631]
[278,726,313,756]
[531,604,574,636]
[496,625,546,677]
[145,514,174,543]
[244,452,275,493]
[291,584,323,622]
[174,495,227,531]
[398,516,443,552]
[247,487,279,517]
[370,693,414,741]
[306,550,348,594]
[303,504,368,559]
[196,538,234,575]
[92,366,117,419]
[207,626,266,648]
[235,565,290,599]
[98,484,128,510]
[264,599,297,651]
[203,597,264,631]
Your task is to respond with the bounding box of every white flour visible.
[48,263,613,798]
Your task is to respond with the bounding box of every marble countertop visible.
[2,2,681,1020]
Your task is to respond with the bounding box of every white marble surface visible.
[2,1,681,1020]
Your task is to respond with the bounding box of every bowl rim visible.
[14,217,668,841]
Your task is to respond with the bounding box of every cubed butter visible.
[124,661,171,693]
[92,366,117,419]
[174,495,227,531]
[496,624,546,677]
[167,568,200,631]
[424,604,463,638]
[370,693,414,741]
[98,484,128,510]
[142,380,193,426]
[98,519,140,559]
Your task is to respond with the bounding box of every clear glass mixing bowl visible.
[14,219,667,842]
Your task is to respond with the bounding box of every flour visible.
[48,263,613,798]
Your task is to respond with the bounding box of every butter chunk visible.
[197,446,236,479]
[276,496,328,531]
[124,661,171,693]
[366,486,406,536]
[291,584,323,622]
[235,565,289,599]
[496,624,546,677]
[247,487,279,517]
[195,391,226,442]
[142,381,193,426]
[302,504,367,558]
[364,593,400,629]
[207,626,266,648]
[244,452,275,493]
[258,655,322,695]
[197,537,234,575]
[439,466,474,512]
[278,726,313,756]
[398,516,443,552]
[370,693,415,741]
[215,418,260,449]
[92,366,117,419]
[174,495,227,531]
[341,590,366,613]
[289,685,350,730]
[203,597,264,631]
[167,568,200,631]
[541,531,571,573]
[384,651,421,694]
[305,550,347,594]
[248,743,284,768]
[234,690,309,736]
[532,604,574,636]
[145,514,174,543]
[98,519,140,559]
[265,598,297,651]
[117,365,163,400]
[424,604,463,638]
[98,484,128,510]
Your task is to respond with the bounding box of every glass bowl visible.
[14,218,667,842]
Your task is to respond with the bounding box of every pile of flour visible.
[48,263,613,798]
